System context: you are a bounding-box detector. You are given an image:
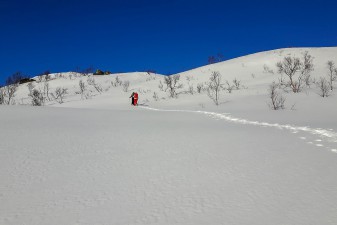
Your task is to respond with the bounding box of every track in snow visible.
[141,106,337,153]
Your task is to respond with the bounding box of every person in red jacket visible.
[133,92,138,106]
[129,92,139,106]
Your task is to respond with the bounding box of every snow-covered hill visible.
[1,47,337,225]
[9,47,337,125]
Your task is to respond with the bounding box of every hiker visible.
[129,92,135,105]
[133,92,138,106]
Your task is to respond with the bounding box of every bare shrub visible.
[208,53,224,64]
[188,84,194,95]
[276,56,301,91]
[27,82,35,95]
[44,70,51,81]
[278,75,288,90]
[43,82,51,101]
[37,75,43,83]
[79,80,90,99]
[222,79,243,92]
[112,76,122,87]
[301,52,314,86]
[153,92,159,101]
[164,75,183,98]
[0,88,4,104]
[224,80,234,93]
[87,76,102,94]
[327,61,337,91]
[233,78,242,90]
[78,66,94,76]
[207,71,222,105]
[268,82,285,110]
[263,64,274,74]
[316,77,330,97]
[158,80,164,91]
[37,71,51,82]
[276,51,314,93]
[197,83,203,93]
[2,72,25,104]
[3,84,18,105]
[51,87,68,104]
[93,84,103,93]
[122,80,130,92]
[56,73,63,79]
[72,72,82,79]
[79,80,86,92]
[87,76,94,85]
[29,89,44,106]
[304,73,313,88]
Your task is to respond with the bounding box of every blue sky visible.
[0,0,336,84]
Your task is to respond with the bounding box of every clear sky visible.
[0,0,336,84]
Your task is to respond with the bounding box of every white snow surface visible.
[1,47,337,224]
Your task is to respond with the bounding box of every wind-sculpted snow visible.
[1,106,337,225]
[142,106,337,153]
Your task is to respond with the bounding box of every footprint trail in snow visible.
[142,106,337,153]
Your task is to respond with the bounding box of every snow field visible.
[1,47,337,224]
[1,106,337,225]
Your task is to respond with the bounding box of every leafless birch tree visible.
[268,82,285,110]
[164,75,183,98]
[207,71,222,105]
[276,51,314,93]
[327,61,337,91]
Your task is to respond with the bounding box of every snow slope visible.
[1,47,337,224]
[1,106,337,225]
